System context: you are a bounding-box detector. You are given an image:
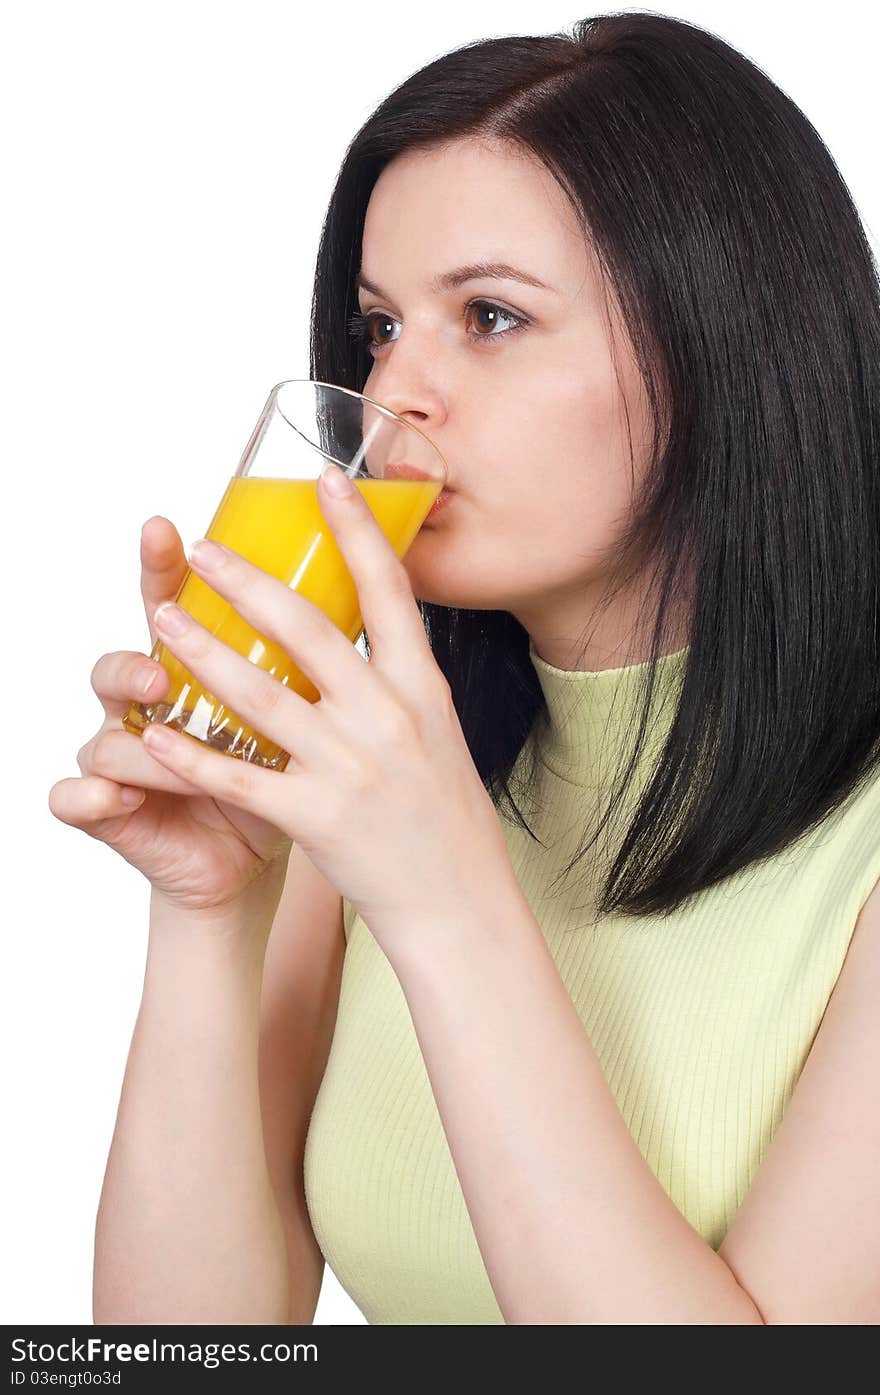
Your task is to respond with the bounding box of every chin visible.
[403,553,502,610]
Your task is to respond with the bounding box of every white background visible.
[2,0,877,1325]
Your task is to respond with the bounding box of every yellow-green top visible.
[304,639,880,1323]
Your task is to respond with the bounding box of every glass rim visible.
[269,377,448,476]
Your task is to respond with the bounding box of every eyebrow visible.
[355,260,555,298]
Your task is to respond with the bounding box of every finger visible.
[182,534,366,706]
[150,595,326,763]
[91,650,170,722]
[140,719,286,828]
[49,774,148,829]
[140,516,189,649]
[84,726,226,799]
[317,465,435,667]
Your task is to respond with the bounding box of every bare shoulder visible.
[716,867,880,1322]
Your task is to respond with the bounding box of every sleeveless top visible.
[303,639,880,1323]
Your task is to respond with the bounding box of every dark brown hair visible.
[309,11,880,920]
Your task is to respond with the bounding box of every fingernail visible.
[143,723,173,750]
[121,786,146,808]
[154,602,189,634]
[190,539,228,570]
[321,462,353,496]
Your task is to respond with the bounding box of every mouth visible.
[382,462,454,519]
[425,488,454,519]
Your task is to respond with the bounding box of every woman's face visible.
[354,136,657,666]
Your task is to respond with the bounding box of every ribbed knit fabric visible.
[303,638,880,1324]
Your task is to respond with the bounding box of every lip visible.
[425,488,454,519]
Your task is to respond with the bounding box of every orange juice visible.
[123,474,440,769]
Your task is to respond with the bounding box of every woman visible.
[51,13,880,1323]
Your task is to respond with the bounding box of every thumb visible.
[140,516,189,649]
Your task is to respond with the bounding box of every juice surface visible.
[125,474,439,766]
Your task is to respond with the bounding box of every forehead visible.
[360,138,598,299]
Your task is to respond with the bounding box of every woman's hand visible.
[139,465,512,959]
[48,517,293,923]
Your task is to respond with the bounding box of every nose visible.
[365,347,447,432]
[363,344,450,479]
[372,391,445,435]
[366,387,448,478]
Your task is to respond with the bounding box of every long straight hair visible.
[309,11,880,921]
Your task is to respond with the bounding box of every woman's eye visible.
[467,302,525,339]
[352,311,397,350]
[346,299,529,354]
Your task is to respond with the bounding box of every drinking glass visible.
[123,379,447,771]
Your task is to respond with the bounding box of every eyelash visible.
[346,299,529,355]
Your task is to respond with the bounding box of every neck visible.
[514,581,692,675]
[527,637,690,787]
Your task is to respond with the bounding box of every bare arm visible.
[257,842,346,1325]
[93,840,345,1326]
[93,881,290,1324]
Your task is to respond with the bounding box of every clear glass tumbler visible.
[122,379,448,771]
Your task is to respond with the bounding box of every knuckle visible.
[84,781,109,821]
[89,732,112,776]
[89,655,109,694]
[248,671,283,718]
[348,750,375,796]
[381,701,417,748]
[411,668,454,742]
[75,736,94,773]
[320,747,370,812]
[288,595,326,649]
[319,774,356,828]
[226,760,255,803]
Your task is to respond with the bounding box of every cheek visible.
[489,346,638,501]
[397,336,646,606]
[402,470,632,611]
[482,400,639,572]
[523,352,647,544]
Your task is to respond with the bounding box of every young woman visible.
[51,13,880,1324]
